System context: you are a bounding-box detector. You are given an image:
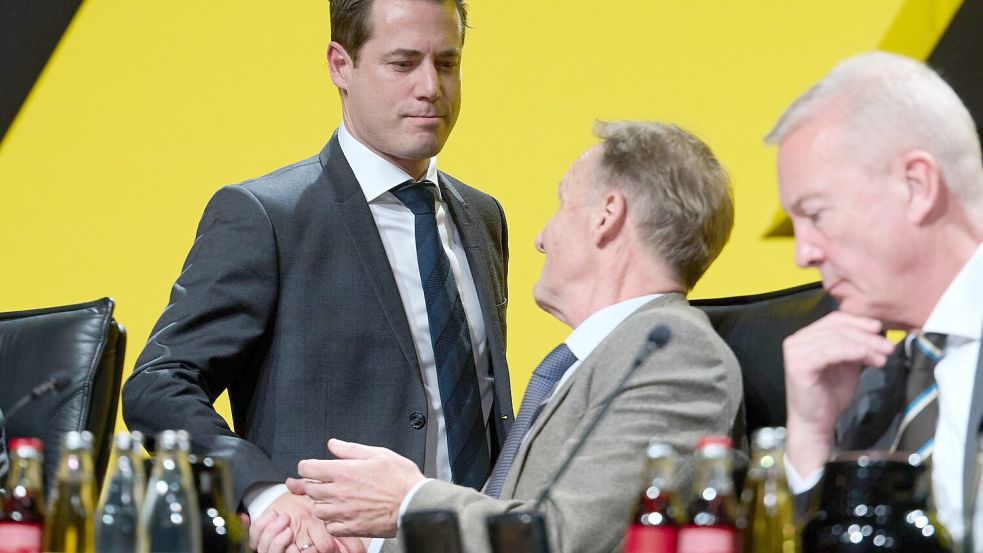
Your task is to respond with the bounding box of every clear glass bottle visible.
[624,441,684,553]
[95,431,146,552]
[45,431,96,553]
[139,430,202,553]
[678,435,740,553]
[740,427,797,553]
[189,455,247,552]
[0,438,45,553]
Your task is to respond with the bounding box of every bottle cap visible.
[9,437,43,453]
[62,430,94,451]
[696,435,732,450]
[113,431,145,452]
[751,427,787,451]
[645,440,676,460]
[157,429,192,452]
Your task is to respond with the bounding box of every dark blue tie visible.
[391,180,489,490]
[484,343,577,498]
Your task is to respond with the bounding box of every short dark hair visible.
[330,0,469,65]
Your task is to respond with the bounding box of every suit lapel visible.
[318,135,420,374]
[961,320,983,546]
[498,295,683,497]
[835,341,908,451]
[438,175,511,453]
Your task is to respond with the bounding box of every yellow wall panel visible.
[0,1,957,420]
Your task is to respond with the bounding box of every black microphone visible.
[532,324,672,510]
[3,371,75,422]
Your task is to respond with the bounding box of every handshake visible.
[247,439,425,553]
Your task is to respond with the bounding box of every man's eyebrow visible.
[383,48,461,58]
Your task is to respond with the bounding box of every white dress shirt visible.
[788,243,983,547]
[246,124,494,520]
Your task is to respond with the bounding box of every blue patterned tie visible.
[484,343,578,498]
[892,332,947,458]
[391,180,489,490]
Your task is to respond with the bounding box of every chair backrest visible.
[691,282,837,437]
[0,298,126,493]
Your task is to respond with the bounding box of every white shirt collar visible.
[337,123,440,203]
[565,294,664,361]
[922,242,983,342]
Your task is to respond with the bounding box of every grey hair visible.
[594,121,734,289]
[765,51,983,216]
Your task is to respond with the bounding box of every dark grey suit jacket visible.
[387,295,746,553]
[123,134,513,504]
[797,322,983,535]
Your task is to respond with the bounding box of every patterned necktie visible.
[391,180,489,490]
[484,343,578,498]
[893,332,948,458]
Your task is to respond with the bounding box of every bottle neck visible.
[694,456,733,495]
[8,452,44,496]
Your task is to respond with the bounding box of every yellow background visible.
[0,1,961,429]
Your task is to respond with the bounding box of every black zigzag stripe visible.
[0,0,83,145]
[928,0,983,144]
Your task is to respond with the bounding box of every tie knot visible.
[907,332,947,375]
[534,343,578,383]
[392,180,438,216]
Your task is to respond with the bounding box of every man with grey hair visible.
[250,121,745,553]
[768,51,983,548]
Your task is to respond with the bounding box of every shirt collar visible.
[922,242,983,342]
[565,294,664,361]
[337,123,439,203]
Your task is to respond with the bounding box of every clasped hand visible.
[247,438,426,553]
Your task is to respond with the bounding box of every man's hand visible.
[246,509,370,553]
[292,438,426,538]
[247,492,336,553]
[783,311,896,477]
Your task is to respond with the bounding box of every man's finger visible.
[286,477,307,495]
[258,514,292,553]
[327,438,387,460]
[250,510,279,549]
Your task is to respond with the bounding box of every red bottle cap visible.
[696,435,732,450]
[8,437,43,452]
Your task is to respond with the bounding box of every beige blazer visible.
[387,294,745,553]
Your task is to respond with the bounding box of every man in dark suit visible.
[249,121,745,553]
[767,51,983,549]
[122,0,512,550]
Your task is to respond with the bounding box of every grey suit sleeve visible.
[391,310,743,553]
[0,408,8,483]
[122,185,282,504]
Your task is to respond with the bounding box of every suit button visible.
[409,411,426,429]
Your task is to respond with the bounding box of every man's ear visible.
[899,149,945,225]
[594,189,627,247]
[327,41,354,92]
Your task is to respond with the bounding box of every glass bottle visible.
[189,455,247,552]
[740,427,797,553]
[678,435,740,553]
[45,431,96,553]
[95,431,146,552]
[624,441,684,553]
[801,451,952,552]
[0,438,45,553]
[139,430,202,553]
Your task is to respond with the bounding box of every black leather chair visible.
[692,282,838,437]
[0,298,126,493]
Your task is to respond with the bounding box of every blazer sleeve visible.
[122,185,283,503]
[390,309,743,553]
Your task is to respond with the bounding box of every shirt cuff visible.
[398,478,436,527]
[367,538,385,553]
[244,484,289,521]
[785,453,824,494]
